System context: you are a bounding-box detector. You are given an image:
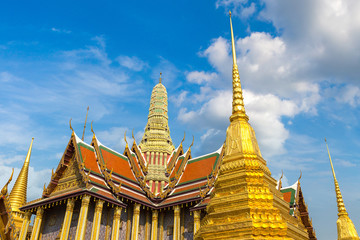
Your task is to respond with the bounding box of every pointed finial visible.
[181,132,186,145]
[69,118,74,132]
[82,106,89,141]
[298,170,302,181]
[277,170,283,190]
[325,138,347,215]
[229,9,248,122]
[325,139,360,238]
[159,72,162,83]
[189,135,195,148]
[132,129,135,141]
[124,130,128,148]
[1,168,14,195]
[91,120,95,138]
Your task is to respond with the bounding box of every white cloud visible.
[337,159,356,167]
[336,85,360,107]
[170,91,188,107]
[186,71,218,85]
[96,127,143,152]
[151,57,180,86]
[117,56,148,72]
[51,27,71,34]
[216,0,256,18]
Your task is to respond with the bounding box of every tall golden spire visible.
[325,139,359,240]
[196,12,309,240]
[229,11,248,122]
[10,138,34,213]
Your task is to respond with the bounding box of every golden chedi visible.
[195,12,310,240]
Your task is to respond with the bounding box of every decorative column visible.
[59,198,75,240]
[151,210,158,240]
[145,210,150,240]
[126,207,132,240]
[193,210,201,235]
[90,200,104,240]
[30,207,44,240]
[75,195,91,240]
[180,209,184,240]
[131,203,141,240]
[19,211,32,240]
[159,211,164,240]
[173,206,180,240]
[111,206,122,240]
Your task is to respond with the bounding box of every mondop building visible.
[0,13,358,240]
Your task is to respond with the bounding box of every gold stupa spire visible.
[325,138,359,240]
[196,12,309,240]
[10,138,34,213]
[229,11,248,122]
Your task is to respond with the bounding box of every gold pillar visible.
[75,195,91,240]
[131,203,141,240]
[126,207,132,240]
[111,206,122,240]
[159,211,164,240]
[59,198,75,240]
[173,206,180,240]
[193,210,200,235]
[151,210,158,240]
[19,211,31,240]
[90,200,104,240]
[30,207,44,240]
[145,210,150,240]
[180,209,184,240]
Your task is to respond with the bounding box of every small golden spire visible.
[10,138,34,213]
[159,72,162,84]
[325,138,359,239]
[325,138,347,216]
[82,106,89,141]
[229,10,248,122]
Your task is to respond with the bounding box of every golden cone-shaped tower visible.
[139,73,175,194]
[325,139,359,240]
[195,12,309,240]
[9,137,34,230]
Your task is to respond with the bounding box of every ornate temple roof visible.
[21,127,224,211]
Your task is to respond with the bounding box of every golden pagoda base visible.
[337,214,359,240]
[196,150,309,240]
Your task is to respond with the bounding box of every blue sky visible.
[1,0,360,239]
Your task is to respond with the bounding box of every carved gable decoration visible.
[51,156,84,196]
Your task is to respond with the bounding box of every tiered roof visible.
[21,131,225,211]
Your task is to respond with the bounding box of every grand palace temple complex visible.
[0,12,359,240]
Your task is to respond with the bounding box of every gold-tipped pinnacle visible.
[325,138,359,239]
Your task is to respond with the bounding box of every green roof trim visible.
[77,142,95,163]
[188,152,219,168]
[99,145,129,162]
